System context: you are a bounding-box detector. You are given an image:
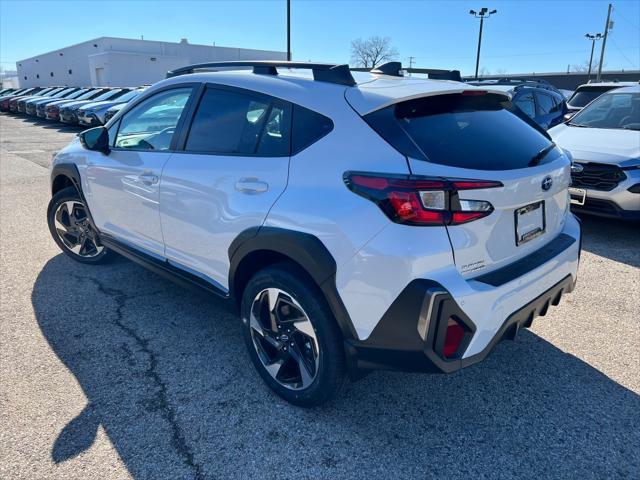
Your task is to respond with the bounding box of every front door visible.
[159,85,291,289]
[84,87,194,256]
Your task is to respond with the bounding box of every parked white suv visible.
[47,61,581,406]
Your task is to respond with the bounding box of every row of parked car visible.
[0,85,147,126]
[1,74,638,223]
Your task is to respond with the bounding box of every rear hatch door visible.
[358,89,572,278]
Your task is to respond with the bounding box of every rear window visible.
[366,93,554,170]
[568,86,618,108]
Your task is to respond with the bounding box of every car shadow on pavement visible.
[32,254,640,479]
[18,116,83,133]
[578,214,640,268]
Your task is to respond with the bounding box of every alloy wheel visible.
[53,200,104,258]
[249,288,320,390]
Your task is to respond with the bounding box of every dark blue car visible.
[468,79,568,130]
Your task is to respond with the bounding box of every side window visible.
[550,95,562,113]
[535,92,555,115]
[256,102,291,156]
[115,88,192,151]
[185,88,271,154]
[513,92,535,118]
[291,105,333,154]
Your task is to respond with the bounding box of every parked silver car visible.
[550,85,640,220]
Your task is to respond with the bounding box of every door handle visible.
[235,178,269,194]
[138,173,159,185]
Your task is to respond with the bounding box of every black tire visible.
[241,263,345,407]
[47,186,111,264]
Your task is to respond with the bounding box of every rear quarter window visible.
[291,105,333,154]
[365,93,554,170]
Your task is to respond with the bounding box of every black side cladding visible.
[228,227,358,341]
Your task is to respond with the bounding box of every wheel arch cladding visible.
[228,227,358,340]
[51,163,82,196]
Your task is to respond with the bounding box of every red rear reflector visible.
[443,318,465,357]
[451,211,488,224]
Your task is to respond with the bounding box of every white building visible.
[16,37,287,88]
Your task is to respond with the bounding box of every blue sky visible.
[1,0,639,76]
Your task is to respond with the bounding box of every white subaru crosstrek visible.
[47,61,581,406]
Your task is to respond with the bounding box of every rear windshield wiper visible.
[528,143,556,167]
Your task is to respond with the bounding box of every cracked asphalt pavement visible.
[1,114,639,480]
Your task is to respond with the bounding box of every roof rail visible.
[166,61,356,86]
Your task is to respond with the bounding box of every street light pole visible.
[469,8,497,80]
[287,0,291,61]
[585,33,602,80]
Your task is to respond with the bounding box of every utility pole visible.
[287,0,291,61]
[596,3,613,82]
[585,33,602,80]
[408,56,415,76]
[469,8,497,80]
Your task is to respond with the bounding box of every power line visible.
[609,35,639,68]
[614,9,640,31]
[405,47,638,61]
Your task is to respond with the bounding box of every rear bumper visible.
[345,274,575,376]
[344,214,581,378]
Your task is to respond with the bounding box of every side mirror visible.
[79,126,110,154]
[563,112,576,123]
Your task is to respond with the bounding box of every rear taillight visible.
[344,172,501,226]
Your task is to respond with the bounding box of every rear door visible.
[159,85,291,289]
[365,92,571,278]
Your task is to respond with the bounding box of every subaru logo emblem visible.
[541,176,553,191]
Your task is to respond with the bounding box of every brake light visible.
[344,172,501,226]
[461,90,487,96]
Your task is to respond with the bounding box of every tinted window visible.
[51,88,75,98]
[535,92,555,115]
[370,93,553,170]
[92,89,128,102]
[115,88,192,151]
[65,89,90,99]
[76,90,104,100]
[514,92,535,118]
[550,95,563,113]
[186,88,270,154]
[292,105,333,154]
[567,86,618,108]
[256,103,291,156]
[114,89,142,103]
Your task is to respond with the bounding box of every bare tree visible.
[478,67,491,78]
[571,59,602,73]
[350,36,399,68]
